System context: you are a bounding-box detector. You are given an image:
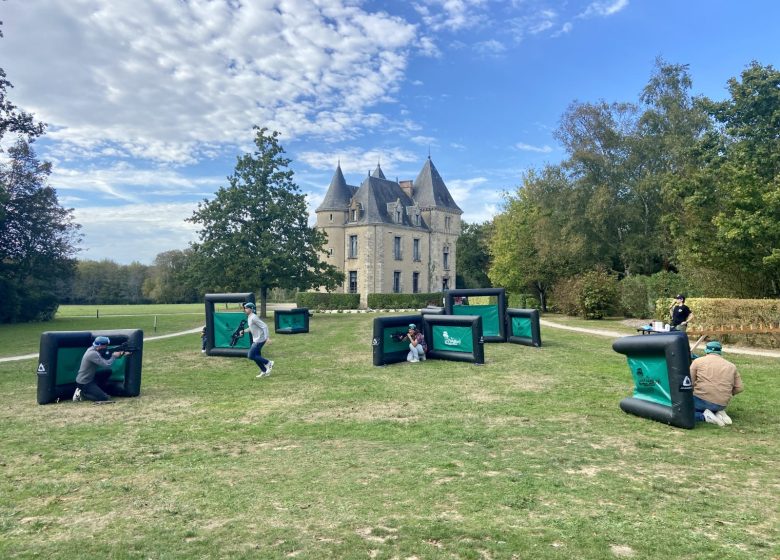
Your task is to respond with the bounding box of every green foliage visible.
[507,292,540,310]
[187,127,343,316]
[456,221,493,288]
[645,271,690,311]
[367,292,443,309]
[549,276,585,316]
[296,292,360,310]
[580,269,619,319]
[618,275,649,318]
[142,250,200,304]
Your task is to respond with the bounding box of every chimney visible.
[399,180,413,198]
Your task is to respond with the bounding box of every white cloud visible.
[297,147,419,176]
[413,0,489,32]
[552,22,574,37]
[73,202,201,264]
[580,0,630,18]
[515,142,553,153]
[410,135,438,146]
[474,39,507,55]
[508,8,559,42]
[2,1,423,165]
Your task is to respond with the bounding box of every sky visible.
[2,0,779,265]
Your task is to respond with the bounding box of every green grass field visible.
[0,310,777,559]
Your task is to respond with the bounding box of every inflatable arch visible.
[274,308,310,334]
[506,308,542,347]
[37,329,143,405]
[444,288,507,342]
[204,292,255,357]
[613,333,694,429]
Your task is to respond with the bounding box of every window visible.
[396,209,402,223]
[442,277,449,291]
[349,271,358,293]
[328,247,333,257]
[351,209,357,221]
[393,271,401,293]
[443,247,449,270]
[394,236,402,260]
[413,239,420,262]
[349,235,358,258]
[413,272,419,293]
[329,213,333,222]
[445,216,451,232]
[414,213,420,226]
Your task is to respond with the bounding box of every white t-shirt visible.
[246,313,269,343]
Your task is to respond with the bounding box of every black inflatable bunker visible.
[37,329,143,405]
[422,314,485,364]
[372,314,423,366]
[274,308,310,334]
[613,333,694,429]
[506,308,542,347]
[420,306,445,315]
[205,292,255,357]
[444,288,507,342]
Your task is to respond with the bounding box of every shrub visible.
[549,277,584,316]
[580,269,619,319]
[367,292,443,309]
[619,275,649,318]
[296,292,360,310]
[646,271,689,312]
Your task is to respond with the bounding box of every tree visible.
[143,250,200,303]
[456,221,493,288]
[0,139,80,321]
[188,127,342,316]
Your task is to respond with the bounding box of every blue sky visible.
[2,0,778,264]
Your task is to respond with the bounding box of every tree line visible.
[457,59,780,316]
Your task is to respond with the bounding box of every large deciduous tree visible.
[456,221,493,288]
[188,127,342,316]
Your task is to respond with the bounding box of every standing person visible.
[669,294,693,331]
[73,336,128,403]
[406,323,427,363]
[201,324,208,353]
[241,302,274,378]
[690,341,744,426]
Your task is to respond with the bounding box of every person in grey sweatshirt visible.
[73,336,128,402]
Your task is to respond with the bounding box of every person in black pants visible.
[72,336,128,402]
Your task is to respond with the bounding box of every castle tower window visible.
[349,235,358,258]
[394,236,402,260]
[413,238,421,262]
[443,246,450,270]
[413,272,420,293]
[349,271,358,293]
[393,271,401,293]
[445,216,451,232]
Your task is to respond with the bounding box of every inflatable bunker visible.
[420,306,445,316]
[274,308,310,334]
[37,329,143,405]
[372,314,423,366]
[422,314,485,365]
[613,333,694,429]
[444,288,507,342]
[506,308,542,347]
[205,292,255,357]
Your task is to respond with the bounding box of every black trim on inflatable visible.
[372,315,423,366]
[613,333,695,429]
[506,308,542,347]
[37,329,143,405]
[420,306,445,315]
[274,308,310,334]
[422,314,485,365]
[443,288,507,342]
[204,292,255,357]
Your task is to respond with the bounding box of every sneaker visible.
[703,409,725,427]
[201,349,206,353]
[715,410,733,425]
[72,388,82,402]
[266,360,275,374]
[410,358,419,363]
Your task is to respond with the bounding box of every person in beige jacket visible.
[690,341,744,427]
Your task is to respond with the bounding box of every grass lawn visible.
[0,312,777,559]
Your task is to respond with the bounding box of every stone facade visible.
[315,158,462,307]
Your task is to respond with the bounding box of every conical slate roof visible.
[371,163,386,180]
[317,163,357,211]
[412,157,462,213]
[351,176,424,226]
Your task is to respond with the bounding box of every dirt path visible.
[540,319,780,358]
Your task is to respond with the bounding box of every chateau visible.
[315,157,462,307]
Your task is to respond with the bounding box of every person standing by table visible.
[669,294,693,331]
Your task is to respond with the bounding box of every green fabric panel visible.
[214,312,250,348]
[383,328,410,353]
[511,317,532,338]
[453,304,499,337]
[55,347,126,385]
[431,325,474,353]
[279,313,305,330]
[627,356,672,406]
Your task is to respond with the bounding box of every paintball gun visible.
[101,341,140,358]
[389,331,408,343]
[229,319,248,347]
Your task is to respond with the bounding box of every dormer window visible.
[406,204,421,227]
[349,202,363,222]
[387,199,404,224]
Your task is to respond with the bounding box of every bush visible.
[549,277,584,316]
[646,271,689,312]
[296,292,360,310]
[367,292,443,309]
[619,276,649,318]
[580,269,618,319]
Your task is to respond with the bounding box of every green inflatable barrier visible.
[274,308,310,334]
[444,288,507,342]
[204,292,255,357]
[506,308,542,347]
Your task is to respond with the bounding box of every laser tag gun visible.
[229,319,248,347]
[389,331,408,343]
[101,341,140,358]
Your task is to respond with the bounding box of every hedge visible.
[655,297,780,348]
[367,292,443,309]
[296,292,360,310]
